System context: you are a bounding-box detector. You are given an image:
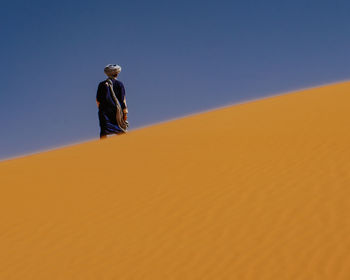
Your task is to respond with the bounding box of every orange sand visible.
[1,82,350,279]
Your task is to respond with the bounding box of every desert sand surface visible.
[1,82,350,279]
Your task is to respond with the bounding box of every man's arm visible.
[96,83,103,108]
[119,82,128,121]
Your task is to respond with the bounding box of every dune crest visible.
[1,82,350,279]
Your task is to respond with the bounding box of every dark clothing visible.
[96,79,127,137]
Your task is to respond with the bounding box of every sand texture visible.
[1,82,350,279]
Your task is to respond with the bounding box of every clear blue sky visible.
[1,0,349,159]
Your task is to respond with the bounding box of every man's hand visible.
[123,108,128,122]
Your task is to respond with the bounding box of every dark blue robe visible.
[96,79,127,137]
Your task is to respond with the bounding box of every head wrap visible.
[104,64,122,77]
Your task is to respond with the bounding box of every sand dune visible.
[1,82,350,279]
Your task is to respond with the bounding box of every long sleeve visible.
[118,81,128,113]
[96,82,105,103]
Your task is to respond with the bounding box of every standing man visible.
[96,64,128,138]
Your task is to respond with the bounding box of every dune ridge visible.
[1,82,350,279]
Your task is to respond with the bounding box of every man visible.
[96,64,128,138]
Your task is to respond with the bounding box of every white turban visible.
[104,64,122,77]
